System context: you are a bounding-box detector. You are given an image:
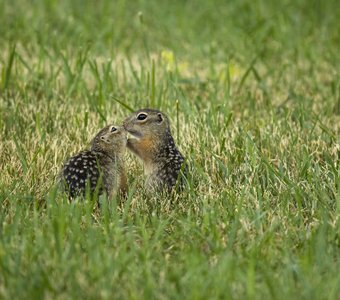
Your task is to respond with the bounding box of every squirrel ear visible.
[157,113,163,123]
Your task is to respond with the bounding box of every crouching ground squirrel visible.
[123,108,186,192]
[60,125,127,199]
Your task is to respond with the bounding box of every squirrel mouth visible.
[126,130,142,140]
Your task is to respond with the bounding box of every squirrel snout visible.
[122,121,129,131]
[122,121,135,134]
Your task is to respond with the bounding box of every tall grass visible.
[0,0,339,299]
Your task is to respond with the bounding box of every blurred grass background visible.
[0,0,339,299]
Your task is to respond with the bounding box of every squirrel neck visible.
[91,147,120,163]
[144,130,180,169]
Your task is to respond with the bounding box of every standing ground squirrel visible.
[123,108,186,192]
[60,125,127,199]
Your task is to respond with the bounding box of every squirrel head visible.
[123,108,171,140]
[123,108,172,161]
[91,125,127,158]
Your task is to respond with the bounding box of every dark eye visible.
[111,126,117,132]
[137,113,147,121]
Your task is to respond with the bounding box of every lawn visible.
[0,0,339,299]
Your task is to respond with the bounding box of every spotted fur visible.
[145,130,187,191]
[59,125,127,199]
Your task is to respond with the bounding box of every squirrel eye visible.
[110,126,117,132]
[137,113,147,121]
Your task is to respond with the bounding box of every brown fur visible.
[123,108,186,192]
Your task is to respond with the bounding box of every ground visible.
[0,0,339,299]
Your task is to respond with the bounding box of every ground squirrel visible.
[123,108,186,192]
[60,125,127,199]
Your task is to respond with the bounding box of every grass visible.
[0,0,339,299]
